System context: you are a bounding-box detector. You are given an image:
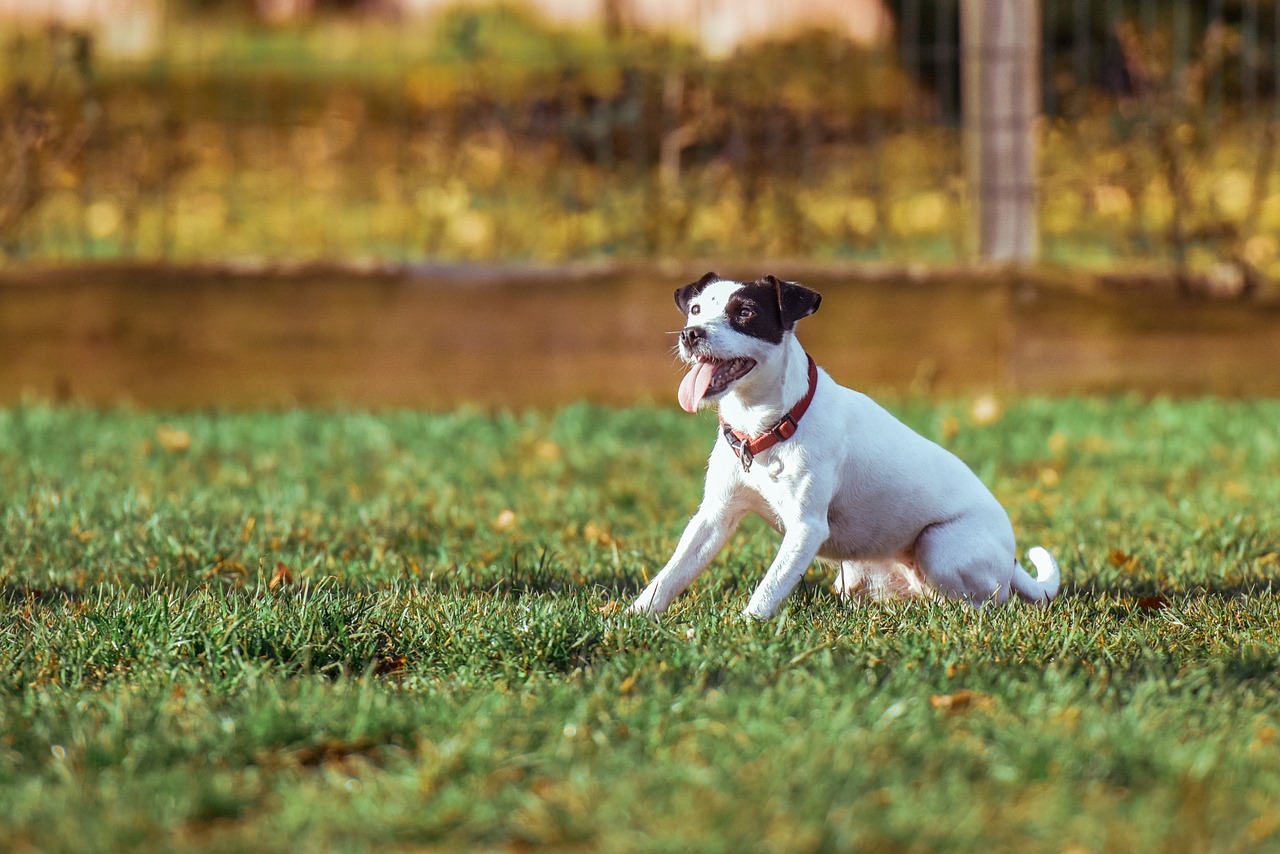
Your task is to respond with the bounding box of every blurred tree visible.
[885,0,1280,116]
[0,29,95,257]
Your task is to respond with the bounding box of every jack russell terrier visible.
[631,272,1060,620]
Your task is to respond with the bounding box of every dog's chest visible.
[726,443,819,523]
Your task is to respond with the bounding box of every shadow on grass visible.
[1068,577,1280,603]
[1,575,615,683]
[430,549,645,599]
[7,573,1276,607]
[1,583,86,606]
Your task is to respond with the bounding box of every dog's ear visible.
[674,271,720,315]
[763,275,822,329]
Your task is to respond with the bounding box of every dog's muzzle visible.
[679,326,707,353]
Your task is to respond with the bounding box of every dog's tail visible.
[1010,546,1060,604]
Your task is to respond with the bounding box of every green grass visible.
[3,397,1280,852]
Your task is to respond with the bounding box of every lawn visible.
[3,397,1280,852]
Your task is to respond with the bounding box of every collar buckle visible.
[721,424,754,472]
[770,414,798,443]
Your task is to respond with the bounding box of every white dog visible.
[631,273,1060,620]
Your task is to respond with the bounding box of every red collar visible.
[720,354,818,472]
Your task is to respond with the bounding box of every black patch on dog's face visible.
[674,271,720,315]
[721,276,822,343]
[723,281,787,343]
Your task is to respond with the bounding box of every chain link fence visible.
[1,0,1278,284]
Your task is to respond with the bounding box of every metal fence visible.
[2,0,1279,284]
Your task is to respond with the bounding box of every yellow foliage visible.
[86,200,123,240]
[889,191,948,237]
[461,133,510,190]
[1213,169,1253,220]
[1091,184,1132,221]
[1244,234,1278,267]
[845,197,879,237]
[416,180,471,220]
[445,210,495,256]
[1259,194,1280,230]
[688,187,745,247]
[1043,189,1084,235]
[1140,179,1175,230]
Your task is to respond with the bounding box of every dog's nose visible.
[681,326,706,349]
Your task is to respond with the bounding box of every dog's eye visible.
[690,304,701,315]
[736,307,754,320]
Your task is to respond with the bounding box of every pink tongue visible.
[678,361,717,413]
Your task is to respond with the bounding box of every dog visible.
[631,272,1060,620]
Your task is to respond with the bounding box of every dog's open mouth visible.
[678,356,757,413]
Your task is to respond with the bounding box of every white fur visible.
[632,278,1061,619]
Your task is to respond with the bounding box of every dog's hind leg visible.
[912,516,1018,605]
[631,502,747,616]
[836,558,931,602]
[833,560,872,599]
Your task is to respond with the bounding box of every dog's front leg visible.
[630,502,745,616]
[742,515,829,620]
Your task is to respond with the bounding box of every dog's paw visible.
[627,598,661,618]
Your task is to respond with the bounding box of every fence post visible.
[961,0,1041,262]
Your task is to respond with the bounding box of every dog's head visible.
[674,272,821,413]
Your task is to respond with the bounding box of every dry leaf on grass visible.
[596,600,623,617]
[532,439,562,461]
[1108,549,1140,570]
[969,394,1003,425]
[269,561,293,590]
[582,521,617,546]
[155,424,191,453]
[374,655,408,676]
[204,560,248,583]
[294,737,379,768]
[930,689,994,714]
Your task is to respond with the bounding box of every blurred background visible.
[2,0,1280,407]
